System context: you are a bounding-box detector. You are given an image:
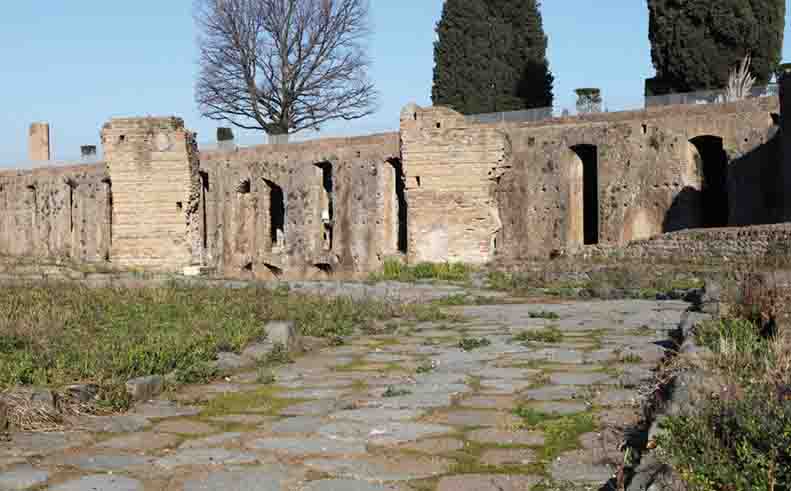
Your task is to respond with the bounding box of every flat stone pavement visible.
[0,298,692,491]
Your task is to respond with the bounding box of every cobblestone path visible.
[0,299,690,491]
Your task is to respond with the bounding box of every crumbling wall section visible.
[403,96,779,261]
[0,163,110,262]
[199,133,400,279]
[400,105,508,264]
[102,117,201,271]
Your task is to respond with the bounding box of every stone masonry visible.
[0,78,789,277]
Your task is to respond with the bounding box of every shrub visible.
[658,386,791,491]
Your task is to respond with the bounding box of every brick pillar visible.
[28,122,50,162]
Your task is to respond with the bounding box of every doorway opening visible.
[690,135,729,227]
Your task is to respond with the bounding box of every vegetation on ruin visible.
[647,0,785,94]
[0,284,446,409]
[657,276,791,490]
[371,259,472,283]
[432,0,553,115]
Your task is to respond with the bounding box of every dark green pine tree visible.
[489,0,554,112]
[647,0,785,95]
[432,0,493,115]
[432,0,554,115]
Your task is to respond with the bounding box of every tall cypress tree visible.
[647,0,785,95]
[432,0,554,114]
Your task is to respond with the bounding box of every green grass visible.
[513,326,564,344]
[458,337,492,351]
[0,284,446,409]
[382,386,411,398]
[513,407,597,462]
[371,259,472,283]
[201,386,298,417]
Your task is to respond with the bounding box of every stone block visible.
[264,321,301,353]
[125,375,164,402]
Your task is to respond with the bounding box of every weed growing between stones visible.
[513,327,564,344]
[458,337,492,351]
[382,386,411,398]
[370,259,472,283]
[513,407,597,462]
[261,343,294,366]
[529,310,561,320]
[416,360,436,374]
[201,387,298,417]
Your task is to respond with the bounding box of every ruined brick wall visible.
[102,117,201,271]
[0,163,111,262]
[585,223,791,262]
[402,97,779,262]
[199,133,401,279]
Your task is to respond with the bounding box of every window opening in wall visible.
[315,162,333,250]
[264,179,285,249]
[265,263,283,278]
[641,124,647,135]
[415,176,421,187]
[66,180,76,233]
[436,122,441,129]
[389,158,408,253]
[176,201,183,211]
[242,262,253,272]
[200,171,209,250]
[570,144,599,245]
[315,263,333,275]
[236,178,251,194]
[118,135,125,143]
[690,135,729,227]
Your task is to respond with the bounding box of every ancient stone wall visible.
[401,96,780,262]
[101,117,201,271]
[199,133,401,279]
[0,163,111,262]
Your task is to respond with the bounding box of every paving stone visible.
[394,438,465,454]
[95,432,179,452]
[549,450,615,483]
[215,352,247,372]
[318,421,454,445]
[130,400,201,419]
[58,454,154,472]
[183,470,288,491]
[480,448,536,466]
[1,432,93,458]
[50,475,143,491]
[280,388,346,400]
[436,474,540,491]
[458,395,517,410]
[548,372,615,386]
[125,375,164,402]
[75,414,150,433]
[466,429,545,446]
[156,448,259,469]
[208,414,276,425]
[478,379,534,394]
[179,432,243,449]
[303,455,451,481]
[0,465,49,490]
[527,401,589,415]
[300,479,400,491]
[155,419,216,435]
[270,416,327,434]
[594,389,639,407]
[263,321,301,353]
[429,410,521,428]
[470,367,533,379]
[328,408,422,423]
[375,392,455,410]
[246,437,366,456]
[281,399,339,417]
[522,385,580,401]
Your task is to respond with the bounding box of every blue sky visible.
[1,1,789,164]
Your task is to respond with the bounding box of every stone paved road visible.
[0,299,690,491]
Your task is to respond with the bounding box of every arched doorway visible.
[689,135,729,227]
[569,144,599,245]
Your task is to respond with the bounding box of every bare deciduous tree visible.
[195,0,378,136]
